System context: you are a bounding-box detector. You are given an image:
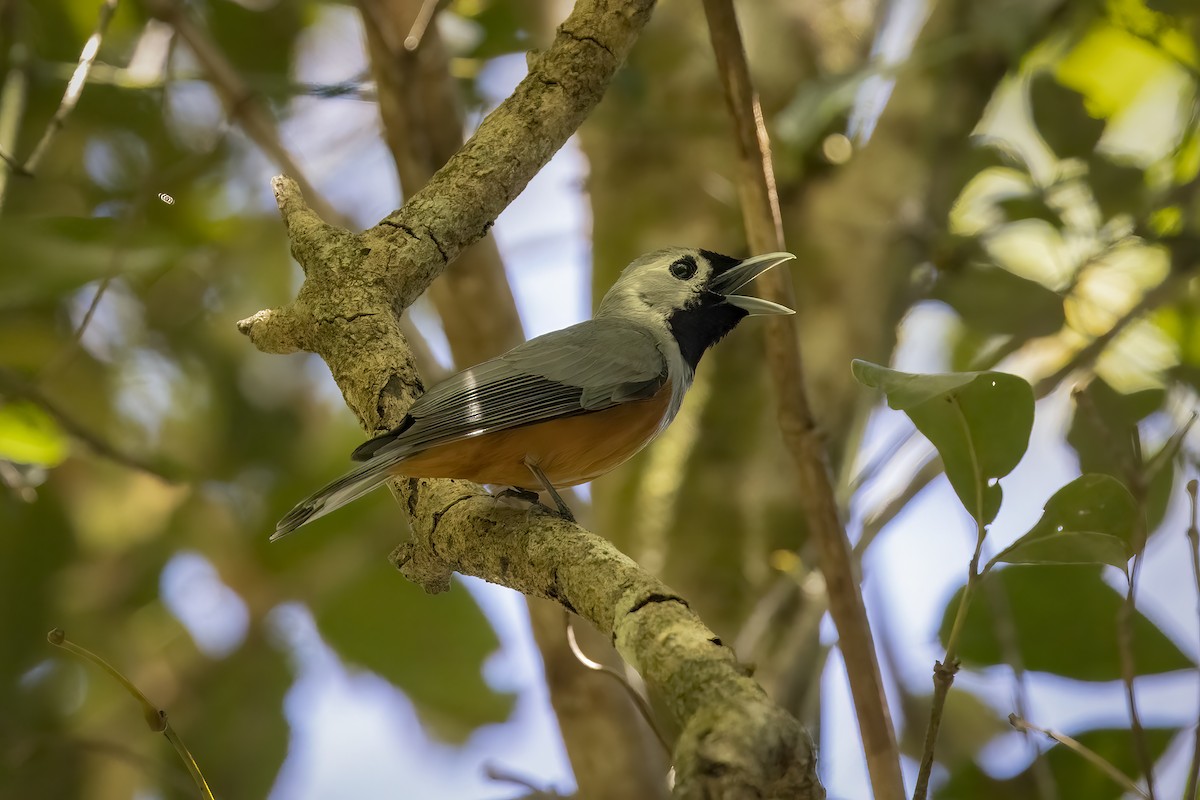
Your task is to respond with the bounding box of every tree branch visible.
[355,1,666,794]
[237,1,823,794]
[20,0,119,176]
[701,2,903,798]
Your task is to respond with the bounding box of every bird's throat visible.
[667,293,749,370]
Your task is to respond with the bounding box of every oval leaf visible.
[939,565,1193,680]
[992,474,1136,569]
[0,401,69,467]
[853,362,1034,523]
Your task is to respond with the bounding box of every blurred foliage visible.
[939,564,1192,680]
[0,0,1198,797]
[1,0,515,797]
[937,726,1179,800]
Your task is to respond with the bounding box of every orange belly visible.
[389,386,672,489]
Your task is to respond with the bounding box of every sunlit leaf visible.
[0,401,69,467]
[315,562,514,742]
[852,362,1033,523]
[939,565,1193,679]
[1029,73,1105,159]
[937,726,1178,800]
[991,474,1136,569]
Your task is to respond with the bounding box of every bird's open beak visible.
[709,251,796,315]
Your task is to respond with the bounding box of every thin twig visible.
[1009,714,1150,800]
[564,611,671,754]
[982,569,1057,800]
[1185,478,1200,800]
[22,0,120,174]
[914,397,990,799]
[403,0,443,51]
[48,628,215,800]
[483,762,566,798]
[0,367,179,482]
[701,4,903,797]
[1119,555,1157,798]
[145,0,346,227]
[1118,424,1157,799]
[0,42,30,210]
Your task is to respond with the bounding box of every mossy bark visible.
[237,1,823,796]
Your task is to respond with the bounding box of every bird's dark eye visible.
[669,256,697,281]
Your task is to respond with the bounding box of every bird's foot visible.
[492,486,575,523]
[493,486,541,506]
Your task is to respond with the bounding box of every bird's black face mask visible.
[667,251,751,371]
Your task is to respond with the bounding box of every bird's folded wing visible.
[354,319,668,460]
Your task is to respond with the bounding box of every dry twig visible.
[701,1,902,797]
[1009,714,1150,800]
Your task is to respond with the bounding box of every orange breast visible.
[390,384,673,489]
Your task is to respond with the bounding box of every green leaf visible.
[933,263,1065,338]
[0,401,69,467]
[992,474,1136,569]
[939,565,1193,680]
[996,192,1066,229]
[937,727,1179,800]
[852,362,1034,523]
[1067,379,1172,530]
[1029,73,1106,159]
[314,562,514,742]
[1088,154,1147,221]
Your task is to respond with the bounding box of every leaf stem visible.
[1119,434,1157,800]
[913,397,988,800]
[48,629,215,800]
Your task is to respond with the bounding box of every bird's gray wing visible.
[352,319,667,461]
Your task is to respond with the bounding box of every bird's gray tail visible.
[272,452,406,541]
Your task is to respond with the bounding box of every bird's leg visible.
[523,457,575,523]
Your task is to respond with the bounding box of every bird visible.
[272,247,795,540]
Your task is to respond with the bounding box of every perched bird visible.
[273,247,794,540]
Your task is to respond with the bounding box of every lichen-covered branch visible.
[356,1,667,793]
[236,0,823,794]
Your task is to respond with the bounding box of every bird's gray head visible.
[597,247,795,369]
